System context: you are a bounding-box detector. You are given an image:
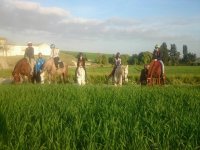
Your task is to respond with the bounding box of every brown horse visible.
[41,58,68,83]
[147,60,165,85]
[12,58,32,83]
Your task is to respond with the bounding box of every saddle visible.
[58,61,64,68]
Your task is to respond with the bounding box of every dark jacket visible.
[140,68,148,85]
[152,49,162,60]
[77,58,86,68]
[24,47,34,59]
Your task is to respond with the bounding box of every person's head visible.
[116,52,120,58]
[38,52,42,58]
[155,44,160,51]
[78,52,83,59]
[27,42,32,47]
[50,44,55,49]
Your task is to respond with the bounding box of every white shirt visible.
[50,48,59,58]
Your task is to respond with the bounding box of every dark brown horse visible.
[12,58,32,83]
[147,60,165,85]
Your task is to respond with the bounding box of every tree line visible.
[95,42,198,66]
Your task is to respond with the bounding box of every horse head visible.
[114,65,128,86]
[13,73,21,83]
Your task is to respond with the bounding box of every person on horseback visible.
[32,52,45,83]
[75,52,87,81]
[139,64,149,85]
[107,52,122,80]
[50,44,60,69]
[24,42,35,75]
[152,44,164,76]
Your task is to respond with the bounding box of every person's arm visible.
[119,58,122,65]
[31,48,34,59]
[83,59,86,67]
[24,48,27,57]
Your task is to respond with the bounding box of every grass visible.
[0,84,200,149]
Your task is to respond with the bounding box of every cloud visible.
[0,0,199,55]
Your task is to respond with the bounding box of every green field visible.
[0,85,200,149]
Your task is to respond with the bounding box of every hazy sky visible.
[0,0,200,56]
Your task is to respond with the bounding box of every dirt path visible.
[0,77,12,84]
[0,58,9,69]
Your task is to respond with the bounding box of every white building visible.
[0,43,51,56]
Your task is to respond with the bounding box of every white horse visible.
[76,66,86,85]
[114,65,128,86]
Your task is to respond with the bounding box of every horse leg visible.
[119,75,123,86]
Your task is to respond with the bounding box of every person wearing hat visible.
[50,44,60,69]
[24,42,35,75]
[152,44,164,75]
[107,52,122,80]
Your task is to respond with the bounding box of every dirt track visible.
[0,58,9,69]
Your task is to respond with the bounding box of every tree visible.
[101,55,108,65]
[169,44,180,65]
[160,42,170,65]
[183,45,188,56]
[128,54,138,65]
[182,45,188,64]
[120,54,130,65]
[95,54,108,65]
[108,55,115,65]
[187,53,196,64]
[138,51,152,65]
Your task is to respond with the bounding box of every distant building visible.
[0,42,51,56]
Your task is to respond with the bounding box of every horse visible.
[76,66,86,85]
[41,58,68,84]
[114,65,128,86]
[147,60,165,85]
[12,58,32,83]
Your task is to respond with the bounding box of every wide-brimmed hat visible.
[27,42,32,46]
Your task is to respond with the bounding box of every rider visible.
[152,44,164,76]
[50,44,60,69]
[24,42,35,75]
[75,52,87,80]
[33,52,45,83]
[139,64,149,85]
[107,52,121,80]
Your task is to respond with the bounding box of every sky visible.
[0,0,200,56]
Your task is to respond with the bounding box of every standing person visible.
[75,52,87,81]
[33,52,45,83]
[139,64,149,85]
[50,44,60,69]
[24,42,35,75]
[107,52,121,80]
[152,44,164,76]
